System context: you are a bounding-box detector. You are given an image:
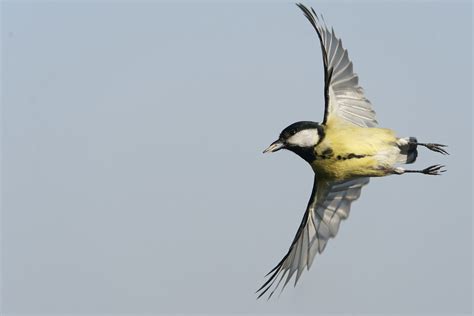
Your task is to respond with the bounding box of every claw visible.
[425,143,449,155]
[422,164,446,175]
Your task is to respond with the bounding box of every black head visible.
[263,121,324,161]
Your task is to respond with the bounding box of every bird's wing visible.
[256,176,369,299]
[296,3,378,128]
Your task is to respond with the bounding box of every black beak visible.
[263,140,284,154]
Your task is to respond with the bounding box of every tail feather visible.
[397,137,418,164]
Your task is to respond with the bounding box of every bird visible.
[256,3,448,299]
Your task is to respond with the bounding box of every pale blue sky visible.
[1,1,472,315]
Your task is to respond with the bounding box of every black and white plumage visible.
[257,4,448,299]
[257,4,375,299]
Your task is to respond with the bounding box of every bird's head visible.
[263,121,324,161]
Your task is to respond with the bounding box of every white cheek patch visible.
[287,129,320,147]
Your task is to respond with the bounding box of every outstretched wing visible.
[256,176,369,299]
[296,3,378,128]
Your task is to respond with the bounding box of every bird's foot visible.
[396,164,446,175]
[424,143,449,155]
[413,142,449,155]
[421,164,446,175]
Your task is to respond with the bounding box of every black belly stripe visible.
[314,148,368,162]
[347,153,366,159]
[316,148,334,160]
[335,153,367,160]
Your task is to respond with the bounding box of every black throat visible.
[287,146,316,163]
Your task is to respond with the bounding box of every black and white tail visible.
[397,137,419,164]
[397,137,449,164]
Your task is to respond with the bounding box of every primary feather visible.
[256,177,369,299]
[296,3,377,128]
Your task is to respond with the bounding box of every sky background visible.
[1,1,472,315]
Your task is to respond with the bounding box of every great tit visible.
[257,3,448,299]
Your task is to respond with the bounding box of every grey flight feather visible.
[296,3,378,127]
[256,176,369,299]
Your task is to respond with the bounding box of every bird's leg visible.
[393,165,446,176]
[409,141,449,155]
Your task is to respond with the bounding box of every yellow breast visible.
[312,121,397,181]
